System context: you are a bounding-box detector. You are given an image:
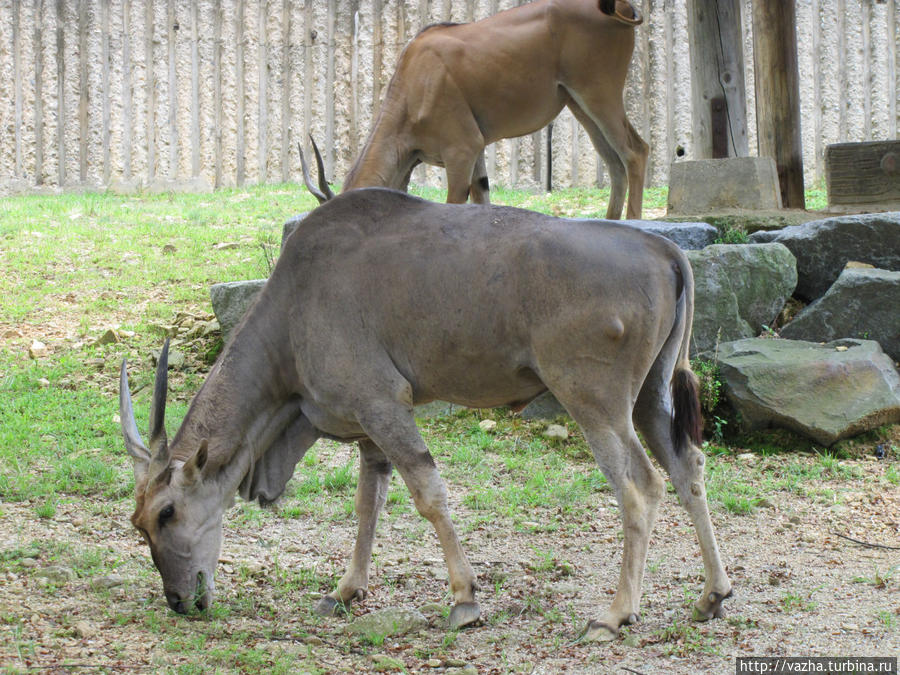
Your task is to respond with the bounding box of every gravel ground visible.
[1,441,898,674]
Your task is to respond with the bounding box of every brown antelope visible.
[331,0,649,219]
[121,189,730,640]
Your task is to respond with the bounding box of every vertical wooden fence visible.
[0,0,897,193]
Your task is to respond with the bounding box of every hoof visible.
[448,601,481,630]
[582,619,618,642]
[692,588,732,622]
[314,595,349,617]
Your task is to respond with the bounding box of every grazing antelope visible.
[121,189,730,640]
[330,0,648,218]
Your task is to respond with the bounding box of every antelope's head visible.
[119,341,223,613]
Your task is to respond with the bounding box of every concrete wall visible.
[0,0,897,193]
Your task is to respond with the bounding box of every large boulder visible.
[717,338,900,446]
[781,267,900,362]
[749,212,900,302]
[686,244,797,355]
[619,220,719,250]
[210,279,267,341]
[281,211,310,251]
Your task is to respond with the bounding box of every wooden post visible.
[145,0,156,182]
[280,0,291,182]
[56,0,66,187]
[101,0,111,184]
[34,0,45,185]
[235,0,245,186]
[752,0,805,209]
[167,0,178,180]
[79,0,89,183]
[191,0,201,178]
[122,0,132,181]
[13,1,23,178]
[687,0,748,158]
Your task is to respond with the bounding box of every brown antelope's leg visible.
[316,440,392,616]
[444,149,480,204]
[633,383,732,621]
[357,405,480,629]
[620,117,649,220]
[567,96,648,219]
[566,101,628,220]
[468,152,491,204]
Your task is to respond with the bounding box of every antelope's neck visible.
[171,313,301,486]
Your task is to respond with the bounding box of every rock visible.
[520,391,567,420]
[611,219,719,250]
[282,212,311,251]
[371,654,405,672]
[781,268,900,361]
[28,340,49,359]
[426,658,442,668]
[686,244,798,355]
[413,401,458,418]
[749,212,900,302]
[346,607,429,638]
[478,419,497,432]
[210,279,267,340]
[417,602,446,617]
[37,565,76,585]
[37,378,50,388]
[668,157,783,213]
[717,338,900,446]
[446,666,478,675]
[152,348,185,370]
[73,621,97,639]
[94,328,119,346]
[543,424,569,441]
[90,574,126,590]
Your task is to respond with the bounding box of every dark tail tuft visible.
[671,367,703,454]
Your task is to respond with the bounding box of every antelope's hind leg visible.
[551,381,665,641]
[633,372,732,622]
[316,439,392,616]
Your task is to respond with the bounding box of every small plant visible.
[876,609,897,630]
[691,358,723,417]
[852,565,897,589]
[653,618,719,656]
[714,225,749,245]
[780,589,818,613]
[35,499,57,519]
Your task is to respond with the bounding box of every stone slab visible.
[667,157,783,215]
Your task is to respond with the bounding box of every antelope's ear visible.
[182,440,209,485]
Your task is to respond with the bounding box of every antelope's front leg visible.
[359,406,481,629]
[315,440,392,616]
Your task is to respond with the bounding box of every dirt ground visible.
[1,440,898,675]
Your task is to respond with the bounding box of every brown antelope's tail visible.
[599,0,644,26]
[671,253,703,454]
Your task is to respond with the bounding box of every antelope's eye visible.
[158,504,175,525]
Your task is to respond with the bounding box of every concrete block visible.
[667,157,782,214]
